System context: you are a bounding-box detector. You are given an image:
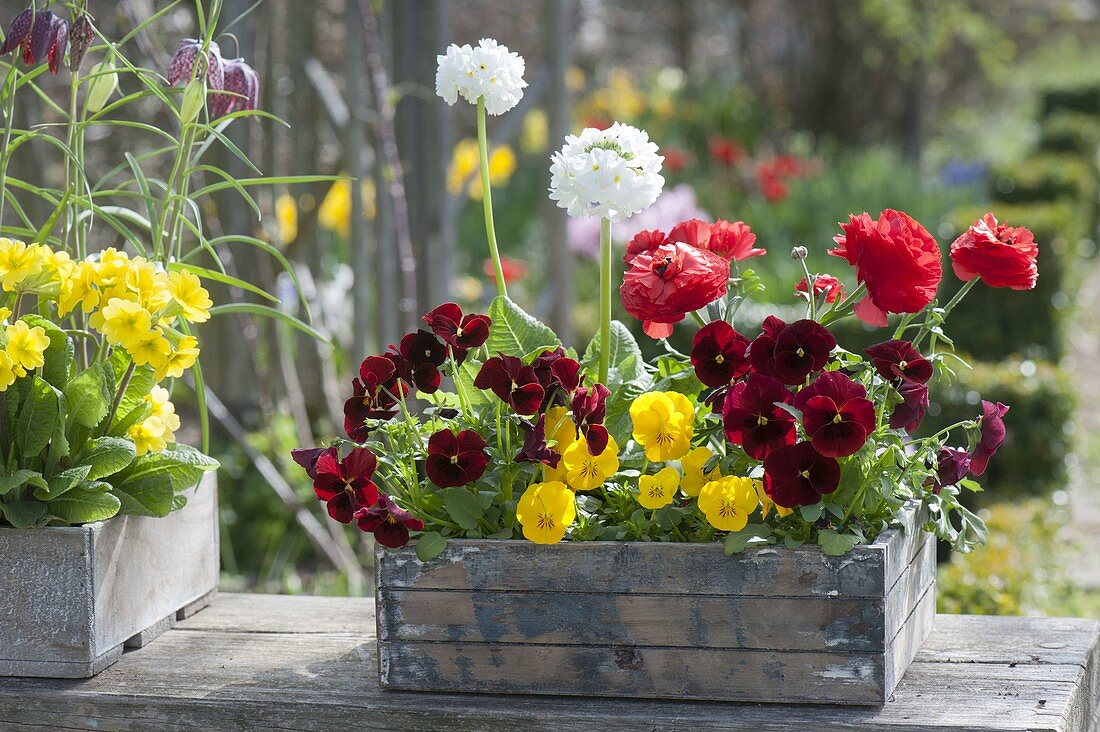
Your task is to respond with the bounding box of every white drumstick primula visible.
[548,123,665,222]
[435,38,526,116]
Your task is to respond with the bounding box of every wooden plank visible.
[885,535,937,640]
[885,581,936,696]
[881,503,928,591]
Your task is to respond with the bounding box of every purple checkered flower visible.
[1,9,69,75]
[68,14,95,71]
[167,38,224,91]
[209,57,258,117]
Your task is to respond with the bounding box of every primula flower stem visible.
[0,62,21,227]
[477,97,507,299]
[599,216,613,384]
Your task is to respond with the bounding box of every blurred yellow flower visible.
[521,108,548,153]
[276,193,298,244]
[318,178,378,238]
[447,138,516,199]
[453,275,484,304]
[565,66,586,92]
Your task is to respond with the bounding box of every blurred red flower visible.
[662,146,690,172]
[795,274,845,304]
[708,136,744,167]
[620,242,729,339]
[949,212,1038,290]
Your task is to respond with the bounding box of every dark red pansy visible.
[515,414,562,468]
[933,447,971,494]
[888,381,929,434]
[667,218,712,249]
[571,383,611,455]
[531,348,582,406]
[425,429,490,488]
[422,302,492,359]
[473,354,545,414]
[793,371,876,458]
[355,494,424,549]
[750,317,836,386]
[970,401,1009,476]
[290,447,327,479]
[722,373,797,460]
[763,442,840,508]
[864,340,933,384]
[343,356,404,441]
[312,447,380,524]
[691,320,751,388]
[395,329,446,394]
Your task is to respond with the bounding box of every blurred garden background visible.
[6,0,1100,613]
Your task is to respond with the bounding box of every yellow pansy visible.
[0,238,45,291]
[128,416,168,456]
[5,320,49,376]
[637,466,679,510]
[698,476,759,533]
[168,271,212,323]
[100,298,153,349]
[680,446,721,497]
[516,481,576,544]
[562,434,619,491]
[753,478,792,519]
[521,108,548,153]
[128,330,171,368]
[276,193,298,244]
[0,350,17,391]
[629,391,695,462]
[155,335,199,380]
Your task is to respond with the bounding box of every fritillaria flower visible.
[473,354,544,414]
[722,373,797,460]
[864,340,933,385]
[435,38,526,115]
[763,442,840,508]
[311,447,380,523]
[690,320,751,388]
[425,429,490,488]
[971,401,1009,476]
[209,57,259,118]
[68,14,94,71]
[167,38,225,91]
[793,371,876,458]
[355,494,424,549]
[749,316,837,386]
[0,10,69,75]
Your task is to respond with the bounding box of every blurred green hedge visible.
[1039,110,1100,155]
[990,153,1095,207]
[1040,85,1100,120]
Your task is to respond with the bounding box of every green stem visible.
[476,97,507,298]
[0,63,21,228]
[818,282,867,326]
[598,216,612,385]
[690,310,708,328]
[103,359,136,435]
[797,258,817,321]
[911,278,978,351]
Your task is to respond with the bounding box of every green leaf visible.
[818,529,861,556]
[77,437,138,481]
[47,488,122,524]
[582,320,641,375]
[415,531,448,562]
[109,349,155,428]
[0,500,46,528]
[487,296,560,359]
[64,363,113,429]
[21,315,72,388]
[34,465,93,501]
[16,376,59,458]
[799,503,824,523]
[169,262,278,303]
[209,303,329,343]
[0,469,47,496]
[442,487,483,531]
[724,523,773,555]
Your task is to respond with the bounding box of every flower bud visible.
[179,78,206,125]
[790,246,808,260]
[84,58,118,114]
[69,14,95,71]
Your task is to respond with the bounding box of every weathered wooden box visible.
[376,504,934,705]
[0,473,219,678]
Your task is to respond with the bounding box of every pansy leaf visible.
[818,529,861,556]
[487,296,559,359]
[442,487,483,531]
[724,523,773,555]
[414,531,448,562]
[582,320,641,377]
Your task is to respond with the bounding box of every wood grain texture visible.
[0,473,219,678]
[0,593,1095,731]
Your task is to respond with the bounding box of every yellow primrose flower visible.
[680,446,721,497]
[100,298,153,349]
[0,238,45,291]
[126,260,170,311]
[93,247,130,286]
[562,434,619,491]
[637,466,679,510]
[128,416,168,456]
[516,481,576,544]
[698,476,759,533]
[155,335,199,380]
[168,271,212,323]
[0,350,16,391]
[5,320,49,376]
[128,330,171,368]
[0,307,10,323]
[629,391,695,462]
[59,261,100,316]
[753,478,792,519]
[318,179,352,238]
[145,386,181,438]
[276,193,298,244]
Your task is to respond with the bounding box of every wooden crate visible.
[0,473,219,678]
[375,504,934,705]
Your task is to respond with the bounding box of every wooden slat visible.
[885,535,937,641]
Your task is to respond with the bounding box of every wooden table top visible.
[0,593,1097,731]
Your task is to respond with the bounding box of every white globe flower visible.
[548,123,665,222]
[435,38,526,116]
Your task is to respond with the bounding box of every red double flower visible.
[623,219,764,264]
[722,373,797,460]
[749,316,836,386]
[474,354,545,414]
[425,429,490,488]
[690,320,751,388]
[763,442,841,508]
[311,447,380,524]
[620,242,729,339]
[949,212,1038,290]
[792,372,875,458]
[355,494,424,549]
[795,274,845,304]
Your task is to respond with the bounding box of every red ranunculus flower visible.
[663,146,689,172]
[749,316,837,386]
[864,340,933,384]
[888,381,929,434]
[691,320,751,388]
[343,355,404,441]
[571,383,611,455]
[623,229,667,264]
[483,256,528,283]
[667,219,712,249]
[473,354,545,414]
[722,373,797,460]
[515,414,561,468]
[756,169,788,203]
[708,136,744,167]
[425,429,490,488]
[709,220,765,261]
[830,210,942,327]
[949,212,1038,290]
[355,494,424,548]
[971,401,1009,476]
[933,447,971,494]
[795,274,845,304]
[391,329,446,394]
[763,442,841,508]
[792,371,875,458]
[422,302,492,362]
[531,348,582,407]
[312,447,380,523]
[620,242,730,339]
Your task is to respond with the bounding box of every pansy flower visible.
[290,446,327,479]
[763,442,840,508]
[698,476,759,532]
[865,340,933,385]
[343,355,404,441]
[425,429,490,488]
[680,446,721,497]
[571,383,611,455]
[722,373,797,459]
[629,391,694,462]
[422,302,492,363]
[749,316,836,386]
[971,401,1009,476]
[690,320,751,388]
[933,447,971,494]
[516,481,576,544]
[515,414,561,469]
[889,381,929,434]
[474,353,545,414]
[792,371,876,458]
[637,467,680,510]
[532,348,582,407]
[562,435,619,491]
[355,494,424,549]
[390,329,447,393]
[311,447,380,523]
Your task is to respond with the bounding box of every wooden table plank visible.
[0,593,1096,731]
